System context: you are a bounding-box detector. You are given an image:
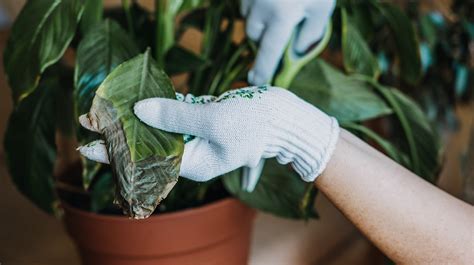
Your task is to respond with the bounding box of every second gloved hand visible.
[242,0,335,85]
[78,86,339,182]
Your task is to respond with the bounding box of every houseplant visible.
[3,0,450,263]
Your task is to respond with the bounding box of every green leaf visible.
[74,19,139,189]
[342,122,409,166]
[223,160,318,219]
[342,1,375,40]
[373,2,422,85]
[290,59,392,122]
[370,82,441,182]
[155,0,186,66]
[4,0,84,102]
[80,0,103,34]
[341,8,380,78]
[74,19,139,121]
[88,49,184,218]
[164,45,209,75]
[161,178,213,212]
[419,14,438,49]
[4,72,59,214]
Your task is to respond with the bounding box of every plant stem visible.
[155,0,165,65]
[122,0,135,37]
[356,75,421,175]
[274,22,332,88]
[190,3,223,94]
[299,183,316,219]
[196,183,209,202]
[155,0,178,67]
[207,70,224,96]
[217,62,247,94]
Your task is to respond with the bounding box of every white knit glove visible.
[78,86,339,183]
[242,0,335,85]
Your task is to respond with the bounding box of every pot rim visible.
[61,197,246,222]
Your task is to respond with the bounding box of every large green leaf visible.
[370,82,441,182]
[223,160,318,219]
[290,59,392,122]
[87,49,184,219]
[4,0,84,102]
[4,73,59,214]
[373,2,422,85]
[74,19,140,188]
[75,19,139,116]
[341,8,380,78]
[340,0,375,40]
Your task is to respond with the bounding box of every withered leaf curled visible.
[88,49,184,219]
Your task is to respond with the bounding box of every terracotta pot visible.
[63,198,256,265]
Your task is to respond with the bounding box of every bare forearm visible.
[315,129,474,264]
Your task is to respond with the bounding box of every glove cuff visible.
[301,117,339,181]
[263,91,340,182]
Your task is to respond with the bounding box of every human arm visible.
[317,129,474,264]
[241,0,335,85]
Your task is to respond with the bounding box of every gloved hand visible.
[242,0,335,85]
[78,86,340,183]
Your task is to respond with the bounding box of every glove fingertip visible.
[294,33,323,55]
[294,39,312,55]
[133,98,163,128]
[248,69,270,86]
[77,140,110,164]
[135,98,207,137]
[79,113,99,132]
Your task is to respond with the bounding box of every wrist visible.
[286,115,339,182]
[263,90,340,182]
[301,117,339,181]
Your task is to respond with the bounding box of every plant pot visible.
[63,198,256,265]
